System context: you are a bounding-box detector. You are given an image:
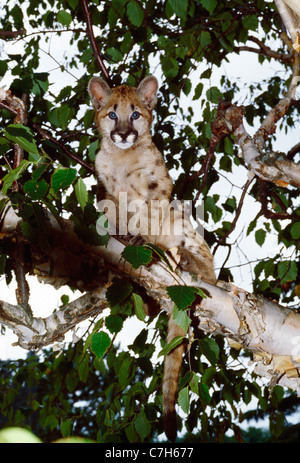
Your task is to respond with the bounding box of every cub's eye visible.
[131,111,140,120]
[108,111,117,120]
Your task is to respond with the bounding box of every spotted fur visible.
[88,75,216,441]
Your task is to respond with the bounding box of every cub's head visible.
[88,75,158,150]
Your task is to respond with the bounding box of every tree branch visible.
[234,121,300,188]
[0,87,95,174]
[209,95,300,189]
[1,197,300,394]
[254,52,300,149]
[234,35,293,63]
[32,123,95,174]
[0,29,25,38]
[275,0,300,52]
[80,0,112,86]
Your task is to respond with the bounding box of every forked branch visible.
[1,199,300,396]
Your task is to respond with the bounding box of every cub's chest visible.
[96,152,152,199]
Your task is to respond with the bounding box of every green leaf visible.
[206,86,223,104]
[56,104,74,130]
[242,15,259,31]
[75,177,88,210]
[127,0,144,27]
[78,355,89,382]
[201,367,217,387]
[193,82,204,100]
[270,411,285,439]
[4,124,39,155]
[106,278,132,308]
[107,47,123,62]
[121,245,152,269]
[61,419,72,438]
[131,293,146,321]
[1,159,31,194]
[158,336,184,357]
[178,386,189,414]
[167,0,188,18]
[0,60,8,76]
[255,229,266,246]
[24,178,48,200]
[45,414,59,430]
[87,139,100,161]
[91,331,111,359]
[134,410,151,440]
[125,423,139,442]
[198,383,211,404]
[200,30,211,48]
[166,285,196,310]
[173,305,191,332]
[105,314,123,333]
[194,287,207,299]
[145,243,173,270]
[291,222,300,239]
[118,357,132,387]
[277,261,297,283]
[200,337,220,365]
[51,167,77,193]
[57,10,72,27]
[67,0,78,9]
[189,372,200,394]
[200,0,217,14]
[161,56,179,79]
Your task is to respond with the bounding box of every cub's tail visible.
[163,314,186,442]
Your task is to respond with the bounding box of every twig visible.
[214,177,254,255]
[234,35,293,63]
[12,93,27,192]
[11,237,32,317]
[254,53,300,148]
[32,123,95,174]
[0,29,25,38]
[287,141,300,159]
[1,91,33,316]
[257,178,297,220]
[81,0,112,86]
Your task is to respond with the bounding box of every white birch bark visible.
[1,198,300,394]
[275,0,300,52]
[234,122,300,188]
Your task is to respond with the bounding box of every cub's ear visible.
[136,75,158,111]
[88,77,112,111]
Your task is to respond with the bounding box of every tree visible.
[0,0,299,443]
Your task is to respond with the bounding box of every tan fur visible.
[88,75,216,441]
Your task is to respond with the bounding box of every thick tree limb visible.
[1,199,300,395]
[210,97,300,189]
[207,51,300,189]
[254,52,300,149]
[234,121,300,188]
[275,0,300,52]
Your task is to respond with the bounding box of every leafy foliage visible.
[0,0,299,443]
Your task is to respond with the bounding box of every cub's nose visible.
[111,129,138,146]
[120,131,130,141]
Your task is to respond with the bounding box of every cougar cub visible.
[88,75,216,441]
